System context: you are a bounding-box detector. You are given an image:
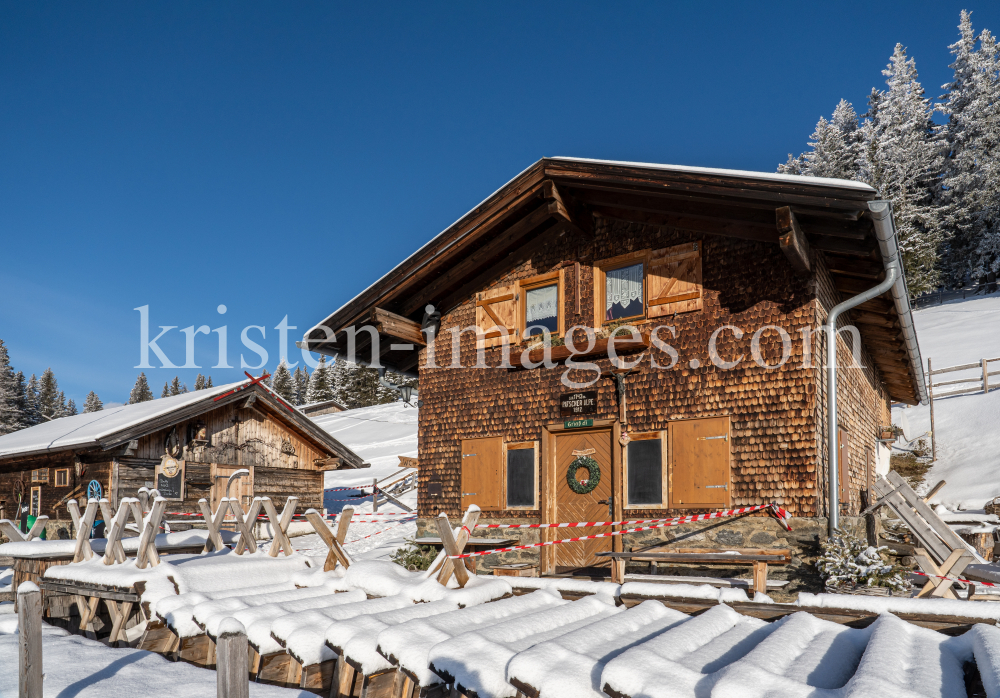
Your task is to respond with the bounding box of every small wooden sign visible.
[571,448,596,457]
[564,418,594,430]
[398,455,419,469]
[560,391,597,417]
[156,456,185,501]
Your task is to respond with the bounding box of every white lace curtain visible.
[606,264,643,312]
[526,285,558,322]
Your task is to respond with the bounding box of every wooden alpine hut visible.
[298,157,926,581]
[0,378,367,539]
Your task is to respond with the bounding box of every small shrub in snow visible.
[817,529,912,594]
[391,539,436,571]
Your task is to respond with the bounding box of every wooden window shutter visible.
[476,285,517,349]
[461,436,503,510]
[647,241,703,317]
[668,417,730,509]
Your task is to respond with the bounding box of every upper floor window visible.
[520,271,563,339]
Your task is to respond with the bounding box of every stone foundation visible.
[417,515,867,601]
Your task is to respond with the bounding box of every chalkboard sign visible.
[156,457,185,501]
[560,390,597,417]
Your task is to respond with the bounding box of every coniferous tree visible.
[83,391,103,413]
[24,374,42,426]
[292,366,310,406]
[56,391,68,417]
[0,339,26,435]
[331,357,349,403]
[11,372,29,430]
[938,12,1000,285]
[307,356,337,403]
[206,376,213,388]
[859,44,947,295]
[65,398,78,416]
[38,368,61,421]
[169,376,183,396]
[130,373,155,404]
[194,374,206,391]
[270,362,296,403]
[161,381,170,398]
[779,99,862,180]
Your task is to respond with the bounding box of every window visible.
[594,242,703,328]
[506,442,538,508]
[626,433,667,507]
[669,416,731,509]
[460,436,503,510]
[30,487,41,517]
[54,469,69,487]
[519,272,564,339]
[31,468,49,484]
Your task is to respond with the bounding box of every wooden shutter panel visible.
[647,241,703,317]
[476,285,517,348]
[461,436,503,510]
[669,417,730,509]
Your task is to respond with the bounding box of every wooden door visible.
[669,417,730,508]
[460,437,503,511]
[211,464,254,511]
[554,428,613,571]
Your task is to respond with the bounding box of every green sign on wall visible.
[564,418,594,429]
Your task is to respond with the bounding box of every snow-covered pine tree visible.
[56,391,68,417]
[38,368,61,421]
[194,374,206,391]
[331,357,348,402]
[270,362,296,403]
[306,355,337,403]
[169,377,183,396]
[293,366,310,406]
[206,376,213,388]
[778,99,862,180]
[65,398,77,416]
[938,12,1000,286]
[10,372,29,431]
[83,391,103,413]
[24,374,42,426]
[130,373,155,404]
[0,339,27,435]
[161,382,170,398]
[859,44,948,295]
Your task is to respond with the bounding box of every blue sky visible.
[1,1,998,405]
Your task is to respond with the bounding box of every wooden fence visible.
[927,355,1000,459]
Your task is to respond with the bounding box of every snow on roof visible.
[0,382,237,459]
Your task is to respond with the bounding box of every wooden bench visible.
[596,547,791,594]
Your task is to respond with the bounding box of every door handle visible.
[705,485,728,489]
[463,492,477,496]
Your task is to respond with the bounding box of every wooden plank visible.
[434,515,470,587]
[216,620,250,698]
[930,361,983,374]
[336,506,354,546]
[372,308,427,347]
[872,477,953,564]
[886,471,973,555]
[775,206,811,275]
[305,509,352,571]
[18,584,43,698]
[595,552,787,563]
[622,574,788,589]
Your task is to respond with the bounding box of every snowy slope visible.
[891,292,1000,509]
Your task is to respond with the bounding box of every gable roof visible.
[0,379,367,468]
[300,157,924,404]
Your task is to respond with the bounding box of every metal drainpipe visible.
[826,263,899,535]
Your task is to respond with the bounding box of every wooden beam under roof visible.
[824,255,884,280]
[370,308,426,347]
[776,207,811,276]
[592,206,778,244]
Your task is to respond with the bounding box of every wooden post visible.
[216,618,250,698]
[752,561,768,596]
[18,582,43,698]
[984,358,989,394]
[927,358,936,461]
[372,478,379,513]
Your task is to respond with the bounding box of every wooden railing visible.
[927,355,1000,459]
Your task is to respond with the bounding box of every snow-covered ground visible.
[891,292,1000,510]
[288,401,419,560]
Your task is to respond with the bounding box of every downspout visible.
[826,251,899,536]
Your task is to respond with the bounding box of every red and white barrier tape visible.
[449,504,790,559]
[346,516,417,544]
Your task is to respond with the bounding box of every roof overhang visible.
[301,157,925,404]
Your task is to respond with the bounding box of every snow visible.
[620,581,750,603]
[797,591,1000,619]
[0,620,311,698]
[377,590,565,687]
[968,623,1000,698]
[0,529,238,558]
[892,292,1000,509]
[506,577,621,601]
[427,595,620,698]
[45,548,313,616]
[0,382,236,458]
[312,402,417,489]
[505,601,688,698]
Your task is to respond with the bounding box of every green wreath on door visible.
[566,456,601,495]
